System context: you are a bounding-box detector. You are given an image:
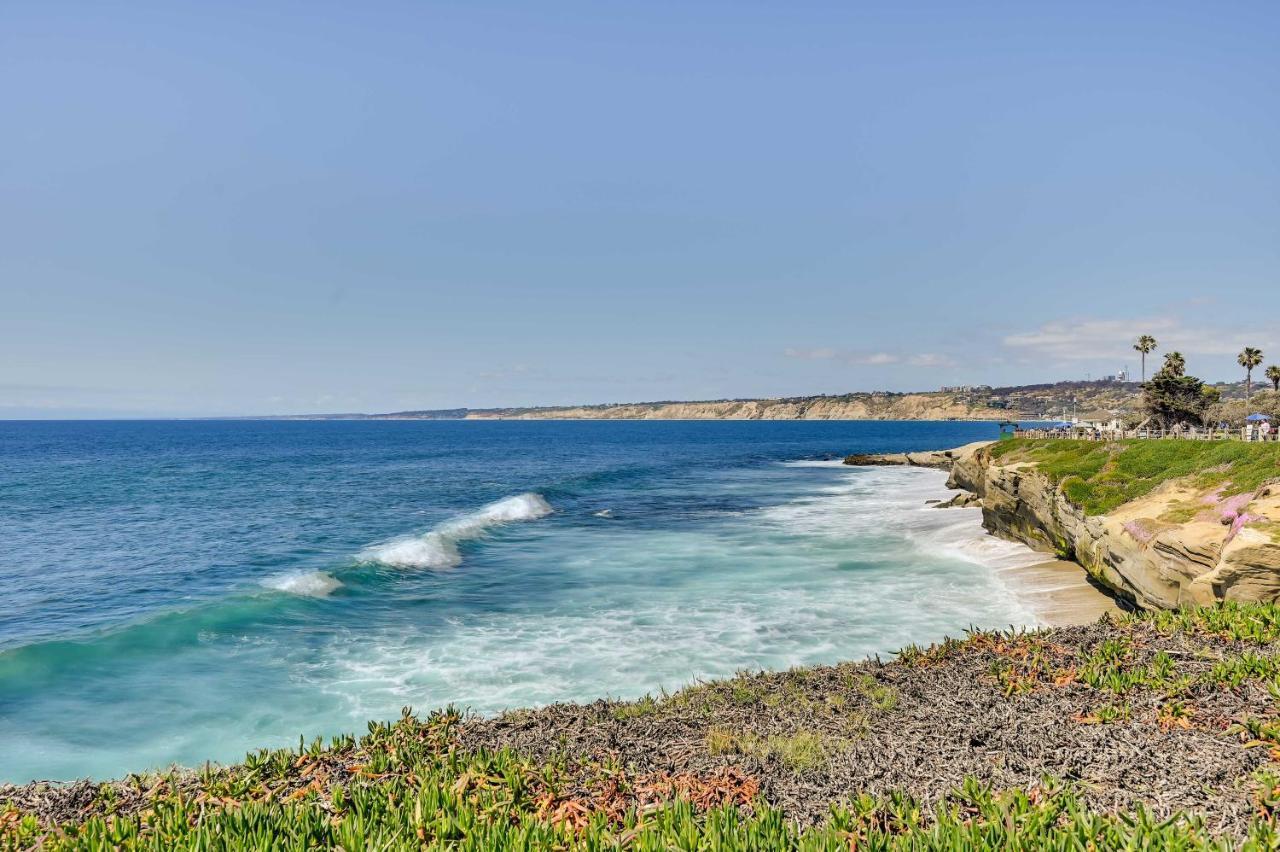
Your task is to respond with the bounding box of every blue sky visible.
[2,1,1277,416]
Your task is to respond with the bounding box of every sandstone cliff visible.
[465,395,1012,421]
[943,443,1280,609]
[843,442,991,469]
[316,379,1170,422]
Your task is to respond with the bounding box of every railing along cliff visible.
[1016,427,1277,442]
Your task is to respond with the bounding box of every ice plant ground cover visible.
[11,603,1280,849]
[988,438,1280,516]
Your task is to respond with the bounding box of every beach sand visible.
[1000,559,1128,626]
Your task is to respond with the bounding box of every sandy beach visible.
[1000,558,1128,626]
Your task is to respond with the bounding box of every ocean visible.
[0,419,1045,783]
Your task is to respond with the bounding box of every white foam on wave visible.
[361,493,553,569]
[305,464,1052,722]
[916,511,1047,572]
[762,464,1043,620]
[263,571,342,597]
[767,464,1042,564]
[779,459,848,468]
[761,464,946,536]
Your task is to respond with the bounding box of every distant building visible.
[1074,410,1123,431]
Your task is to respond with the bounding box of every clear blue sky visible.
[3,1,1277,416]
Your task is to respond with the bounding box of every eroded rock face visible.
[845,442,994,470]
[470,396,1015,421]
[933,492,982,509]
[946,444,1280,609]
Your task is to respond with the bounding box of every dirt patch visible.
[460,618,1277,835]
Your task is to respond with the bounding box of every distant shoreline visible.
[14,377,1267,421]
[245,382,1129,422]
[237,415,1018,422]
[222,377,1249,422]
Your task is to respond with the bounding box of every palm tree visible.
[1162,351,1185,377]
[1239,347,1264,402]
[1267,365,1280,393]
[1133,335,1157,382]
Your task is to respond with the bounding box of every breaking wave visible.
[262,571,342,597]
[361,493,553,569]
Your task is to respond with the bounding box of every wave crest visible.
[263,571,342,597]
[362,493,552,569]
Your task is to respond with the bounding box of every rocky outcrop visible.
[934,491,982,509]
[944,444,1280,609]
[843,442,994,470]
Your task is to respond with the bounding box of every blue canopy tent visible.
[1246,413,1271,422]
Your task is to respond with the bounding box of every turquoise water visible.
[0,420,1042,783]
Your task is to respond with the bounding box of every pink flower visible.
[1227,511,1263,543]
[1123,520,1156,545]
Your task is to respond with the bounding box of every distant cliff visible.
[463,394,1013,421]
[266,379,1272,422]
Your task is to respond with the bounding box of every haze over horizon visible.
[3,1,1278,418]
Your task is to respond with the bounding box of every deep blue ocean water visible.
[0,420,1043,783]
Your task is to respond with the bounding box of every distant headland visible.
[253,378,1259,422]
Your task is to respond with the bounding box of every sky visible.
[2,1,1278,417]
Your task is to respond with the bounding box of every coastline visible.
[845,441,1128,626]
[10,433,1279,845]
[11,604,1278,844]
[251,378,1156,421]
[852,437,1280,612]
[949,439,1280,610]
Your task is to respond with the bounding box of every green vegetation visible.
[974,601,1280,704]
[1124,344,1272,427]
[989,438,1280,514]
[855,674,898,712]
[8,765,1277,850]
[1140,351,1220,427]
[7,718,1278,851]
[725,730,839,773]
[1077,700,1132,724]
[1135,600,1280,643]
[610,694,657,720]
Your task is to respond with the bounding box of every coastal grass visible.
[701,729,843,773]
[855,674,899,711]
[15,603,1280,848]
[989,438,1280,514]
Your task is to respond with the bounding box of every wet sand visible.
[999,558,1128,626]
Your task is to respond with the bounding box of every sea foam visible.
[263,571,342,597]
[362,493,553,569]
[320,465,1047,722]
